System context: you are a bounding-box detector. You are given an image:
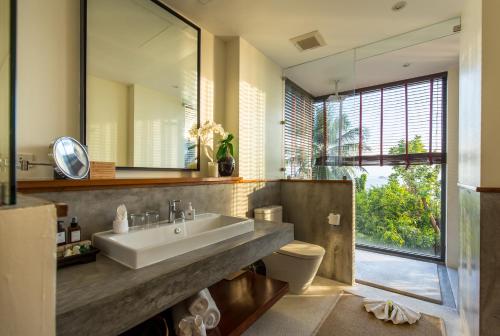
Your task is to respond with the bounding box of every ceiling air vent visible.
[290,31,326,52]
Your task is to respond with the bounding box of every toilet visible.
[254,205,325,294]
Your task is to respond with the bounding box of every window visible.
[314,73,447,169]
[308,72,447,259]
[283,80,314,179]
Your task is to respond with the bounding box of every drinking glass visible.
[129,213,145,228]
[145,210,160,228]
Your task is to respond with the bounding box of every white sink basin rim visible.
[93,213,255,269]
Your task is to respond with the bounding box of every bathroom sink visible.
[92,213,255,269]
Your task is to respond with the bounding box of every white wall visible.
[239,38,283,180]
[458,0,482,187]
[446,67,460,269]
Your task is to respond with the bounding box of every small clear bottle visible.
[57,220,66,246]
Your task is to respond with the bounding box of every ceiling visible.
[286,33,460,97]
[162,0,464,68]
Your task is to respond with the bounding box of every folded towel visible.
[172,302,207,336]
[363,298,421,324]
[187,289,220,330]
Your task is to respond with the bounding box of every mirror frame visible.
[80,0,201,171]
[4,0,17,205]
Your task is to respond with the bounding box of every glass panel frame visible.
[0,0,16,205]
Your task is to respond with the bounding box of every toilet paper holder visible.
[328,213,341,226]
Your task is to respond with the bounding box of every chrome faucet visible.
[167,200,184,223]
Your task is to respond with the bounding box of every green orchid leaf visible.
[228,143,234,156]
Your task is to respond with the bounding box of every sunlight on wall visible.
[239,81,266,179]
[231,183,251,217]
[230,181,268,217]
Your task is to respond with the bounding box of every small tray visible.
[57,247,100,269]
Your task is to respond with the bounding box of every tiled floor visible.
[244,276,460,336]
[355,249,443,304]
[355,249,458,308]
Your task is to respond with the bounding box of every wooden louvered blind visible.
[314,73,447,167]
[284,80,314,178]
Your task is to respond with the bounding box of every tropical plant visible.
[355,136,441,253]
[216,133,234,161]
[189,121,227,163]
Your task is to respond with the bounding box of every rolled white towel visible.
[172,302,207,336]
[186,289,220,330]
[201,290,220,330]
[187,289,210,316]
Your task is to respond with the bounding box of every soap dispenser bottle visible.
[68,217,82,243]
[57,220,66,246]
[185,202,196,220]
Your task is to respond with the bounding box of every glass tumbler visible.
[129,213,145,228]
[145,210,160,228]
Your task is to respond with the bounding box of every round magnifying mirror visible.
[49,137,90,179]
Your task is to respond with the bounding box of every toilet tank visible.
[254,205,283,223]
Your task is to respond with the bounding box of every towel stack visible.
[172,289,221,336]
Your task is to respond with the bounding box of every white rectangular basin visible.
[92,213,255,269]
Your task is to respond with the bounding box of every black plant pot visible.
[218,154,235,177]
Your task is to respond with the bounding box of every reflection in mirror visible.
[84,0,200,170]
[0,0,15,205]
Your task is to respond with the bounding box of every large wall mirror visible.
[81,0,201,170]
[0,0,16,205]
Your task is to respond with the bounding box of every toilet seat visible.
[277,240,325,259]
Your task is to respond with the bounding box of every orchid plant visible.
[189,121,229,163]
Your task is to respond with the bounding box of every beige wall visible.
[0,0,10,196]
[480,0,500,187]
[0,198,57,335]
[17,0,80,180]
[446,67,460,269]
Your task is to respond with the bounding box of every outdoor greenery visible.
[310,101,441,254]
[355,136,441,254]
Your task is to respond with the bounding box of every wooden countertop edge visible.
[18,177,352,193]
[280,179,353,184]
[458,183,500,193]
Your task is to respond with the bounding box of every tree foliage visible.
[355,136,441,253]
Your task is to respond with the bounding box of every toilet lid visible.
[277,240,325,259]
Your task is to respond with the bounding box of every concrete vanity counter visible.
[56,220,293,336]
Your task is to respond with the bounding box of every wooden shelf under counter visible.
[207,271,289,336]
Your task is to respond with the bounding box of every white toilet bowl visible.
[254,204,326,294]
[263,240,325,294]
